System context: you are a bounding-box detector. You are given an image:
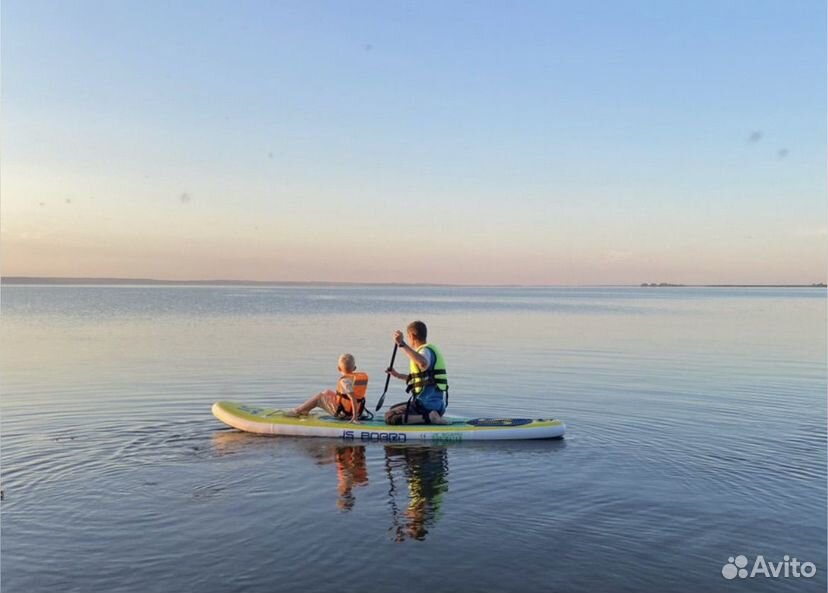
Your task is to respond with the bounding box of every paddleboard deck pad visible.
[212,401,565,442]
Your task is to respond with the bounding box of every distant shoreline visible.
[1,276,825,288]
[0,276,441,287]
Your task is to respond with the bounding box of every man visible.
[384,321,449,425]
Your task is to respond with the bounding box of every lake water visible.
[1,285,825,593]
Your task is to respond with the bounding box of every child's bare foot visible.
[284,409,305,418]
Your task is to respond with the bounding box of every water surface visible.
[1,285,825,592]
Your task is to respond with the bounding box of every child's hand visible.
[386,367,402,380]
[350,418,361,424]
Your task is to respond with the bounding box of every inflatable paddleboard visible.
[212,401,565,442]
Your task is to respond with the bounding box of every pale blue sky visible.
[2,0,825,284]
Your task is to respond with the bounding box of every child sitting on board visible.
[286,353,369,424]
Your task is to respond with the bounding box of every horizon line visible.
[1,276,825,289]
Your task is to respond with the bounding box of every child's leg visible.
[290,391,326,416]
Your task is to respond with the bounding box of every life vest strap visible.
[408,368,447,379]
[336,391,365,413]
[405,370,448,394]
[336,391,366,399]
[403,395,432,425]
[335,396,372,420]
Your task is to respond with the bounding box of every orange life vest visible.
[336,372,369,416]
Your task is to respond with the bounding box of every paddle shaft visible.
[375,344,398,411]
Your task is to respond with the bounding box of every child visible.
[286,353,369,423]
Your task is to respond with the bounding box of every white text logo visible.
[722,555,816,580]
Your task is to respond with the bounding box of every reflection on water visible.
[209,431,452,541]
[292,438,450,540]
[384,445,449,542]
[207,431,568,547]
[303,443,370,512]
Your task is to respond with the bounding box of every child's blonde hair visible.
[339,353,356,373]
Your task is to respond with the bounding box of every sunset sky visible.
[2,0,825,285]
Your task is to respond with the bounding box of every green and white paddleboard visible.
[212,401,566,442]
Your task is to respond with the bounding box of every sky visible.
[1,0,825,285]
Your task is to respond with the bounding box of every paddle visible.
[375,344,398,411]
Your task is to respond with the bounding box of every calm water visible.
[1,285,825,593]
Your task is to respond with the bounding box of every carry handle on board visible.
[375,344,398,411]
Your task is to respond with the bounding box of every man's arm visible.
[394,330,429,370]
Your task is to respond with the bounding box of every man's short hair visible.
[407,320,427,342]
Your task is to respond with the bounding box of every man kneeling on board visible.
[286,353,370,424]
[384,321,449,425]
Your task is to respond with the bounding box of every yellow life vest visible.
[407,343,448,395]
